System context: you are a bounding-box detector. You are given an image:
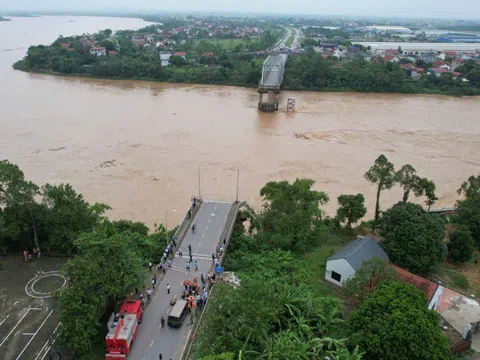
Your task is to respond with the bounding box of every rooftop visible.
[392,265,438,302]
[327,236,389,271]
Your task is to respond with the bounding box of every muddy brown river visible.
[1,16,479,227]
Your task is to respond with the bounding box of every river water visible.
[1,16,479,227]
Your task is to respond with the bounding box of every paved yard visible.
[0,256,67,360]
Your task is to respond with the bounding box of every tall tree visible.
[381,202,446,274]
[364,155,396,228]
[423,179,438,211]
[348,281,450,360]
[336,194,367,229]
[395,164,423,202]
[455,175,480,247]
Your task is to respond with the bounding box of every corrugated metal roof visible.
[327,236,389,270]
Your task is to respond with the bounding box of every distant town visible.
[10,14,480,96]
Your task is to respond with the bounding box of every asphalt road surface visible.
[128,200,234,360]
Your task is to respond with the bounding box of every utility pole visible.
[198,166,201,198]
[236,169,240,203]
[29,209,40,257]
[165,209,169,246]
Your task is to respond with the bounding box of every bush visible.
[448,229,474,263]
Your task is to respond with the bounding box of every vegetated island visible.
[13,23,480,96]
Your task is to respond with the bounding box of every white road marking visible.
[31,308,42,311]
[16,309,54,360]
[0,315,9,327]
[0,308,33,347]
[34,322,61,360]
[149,340,154,347]
[22,333,35,336]
[14,331,20,336]
[13,301,19,306]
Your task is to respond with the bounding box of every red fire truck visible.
[105,299,144,359]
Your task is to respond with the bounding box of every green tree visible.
[336,194,367,229]
[364,155,396,228]
[41,183,110,253]
[170,55,187,67]
[348,281,450,360]
[395,164,423,202]
[458,174,480,198]
[0,160,39,207]
[381,202,446,274]
[344,258,398,301]
[467,69,480,86]
[58,230,146,356]
[448,228,474,263]
[423,179,438,211]
[456,175,480,247]
[246,179,329,252]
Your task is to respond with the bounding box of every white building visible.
[159,51,172,67]
[325,236,389,286]
[90,46,106,56]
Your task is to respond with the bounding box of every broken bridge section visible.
[258,54,288,112]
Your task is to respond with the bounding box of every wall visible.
[325,258,355,287]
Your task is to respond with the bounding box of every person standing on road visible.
[152,278,156,290]
[189,253,193,263]
[146,288,151,300]
[200,273,205,284]
[188,244,192,253]
[149,262,152,272]
[179,247,183,257]
[167,283,170,294]
[159,354,162,360]
[194,260,198,271]
[191,224,196,233]
[212,253,215,262]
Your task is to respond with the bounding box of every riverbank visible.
[13,60,480,97]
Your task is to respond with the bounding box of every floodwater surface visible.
[1,16,479,227]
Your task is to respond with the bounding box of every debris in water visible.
[48,146,66,151]
[98,160,117,168]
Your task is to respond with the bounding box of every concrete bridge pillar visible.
[258,90,279,112]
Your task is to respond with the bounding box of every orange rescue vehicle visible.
[105,299,143,359]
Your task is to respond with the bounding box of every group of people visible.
[181,276,209,310]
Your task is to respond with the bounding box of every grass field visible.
[194,38,258,50]
[285,35,294,48]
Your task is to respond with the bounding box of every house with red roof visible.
[392,265,439,309]
[172,52,186,59]
[400,63,415,70]
[383,55,399,63]
[60,42,70,48]
[90,46,106,56]
[428,67,450,76]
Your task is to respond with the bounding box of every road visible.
[271,27,302,53]
[128,201,234,360]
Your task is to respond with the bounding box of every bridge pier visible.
[258,90,279,112]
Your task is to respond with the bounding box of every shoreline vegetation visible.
[12,24,480,96]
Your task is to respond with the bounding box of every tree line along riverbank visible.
[12,27,480,96]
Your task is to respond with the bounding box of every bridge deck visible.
[259,54,288,89]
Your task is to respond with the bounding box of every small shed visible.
[325,236,389,286]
